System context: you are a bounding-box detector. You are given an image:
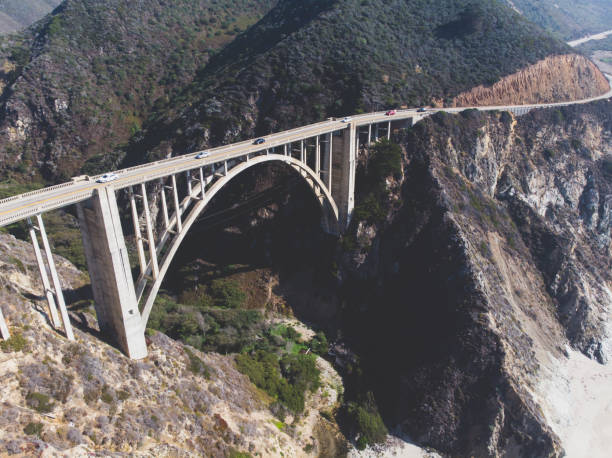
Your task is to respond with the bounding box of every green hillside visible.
[505,0,612,40]
[0,0,275,181]
[129,0,568,161]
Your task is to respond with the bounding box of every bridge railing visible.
[0,180,78,206]
[0,189,94,226]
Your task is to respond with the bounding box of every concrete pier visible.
[77,187,147,359]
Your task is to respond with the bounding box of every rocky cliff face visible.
[452,54,610,107]
[338,100,611,456]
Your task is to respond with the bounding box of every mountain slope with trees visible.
[0,0,275,182]
[504,0,612,40]
[128,0,582,163]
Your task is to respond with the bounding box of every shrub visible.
[347,393,388,449]
[184,347,211,379]
[235,350,320,414]
[309,331,328,355]
[209,279,246,308]
[368,139,402,183]
[0,332,28,353]
[26,392,55,413]
[352,139,402,225]
[23,422,43,436]
[229,449,252,458]
[100,385,114,403]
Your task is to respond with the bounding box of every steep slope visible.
[452,54,609,106]
[337,100,611,455]
[504,0,612,40]
[0,0,62,34]
[128,0,592,163]
[0,232,346,456]
[0,0,275,181]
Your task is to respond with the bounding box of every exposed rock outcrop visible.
[452,54,610,107]
[339,100,611,456]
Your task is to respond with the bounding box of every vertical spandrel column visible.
[36,214,74,341]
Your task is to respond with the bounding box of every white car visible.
[195,151,211,159]
[96,172,118,183]
[341,117,352,123]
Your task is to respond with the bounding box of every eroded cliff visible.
[451,54,610,107]
[339,100,611,456]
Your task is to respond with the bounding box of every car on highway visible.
[195,151,211,159]
[96,172,118,183]
[417,107,427,112]
[254,138,266,145]
[341,117,352,123]
[385,109,396,116]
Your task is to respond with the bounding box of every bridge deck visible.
[0,75,610,227]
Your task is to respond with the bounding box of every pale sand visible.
[350,344,612,458]
[537,348,612,457]
[348,432,441,458]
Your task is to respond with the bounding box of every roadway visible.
[1,75,611,227]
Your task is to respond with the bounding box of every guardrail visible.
[0,180,77,206]
[0,190,94,227]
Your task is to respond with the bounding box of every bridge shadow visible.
[22,284,117,347]
[62,284,122,348]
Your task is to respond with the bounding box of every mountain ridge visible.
[126,0,589,165]
[0,0,62,34]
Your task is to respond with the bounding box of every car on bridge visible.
[341,117,352,123]
[385,109,396,116]
[417,107,427,112]
[254,138,266,145]
[195,151,210,159]
[96,172,118,183]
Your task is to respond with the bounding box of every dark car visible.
[254,138,266,145]
[417,107,427,113]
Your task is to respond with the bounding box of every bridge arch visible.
[139,153,339,329]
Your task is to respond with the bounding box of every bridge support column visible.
[29,215,74,340]
[186,171,193,196]
[77,187,147,359]
[141,183,159,280]
[171,175,182,232]
[129,187,147,277]
[199,168,206,200]
[329,124,356,230]
[28,220,61,329]
[300,140,305,163]
[159,179,170,229]
[327,133,333,189]
[0,306,8,340]
[315,136,321,176]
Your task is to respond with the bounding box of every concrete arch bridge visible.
[0,85,611,358]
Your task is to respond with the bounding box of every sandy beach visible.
[537,348,612,457]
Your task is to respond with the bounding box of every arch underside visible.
[138,154,339,329]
